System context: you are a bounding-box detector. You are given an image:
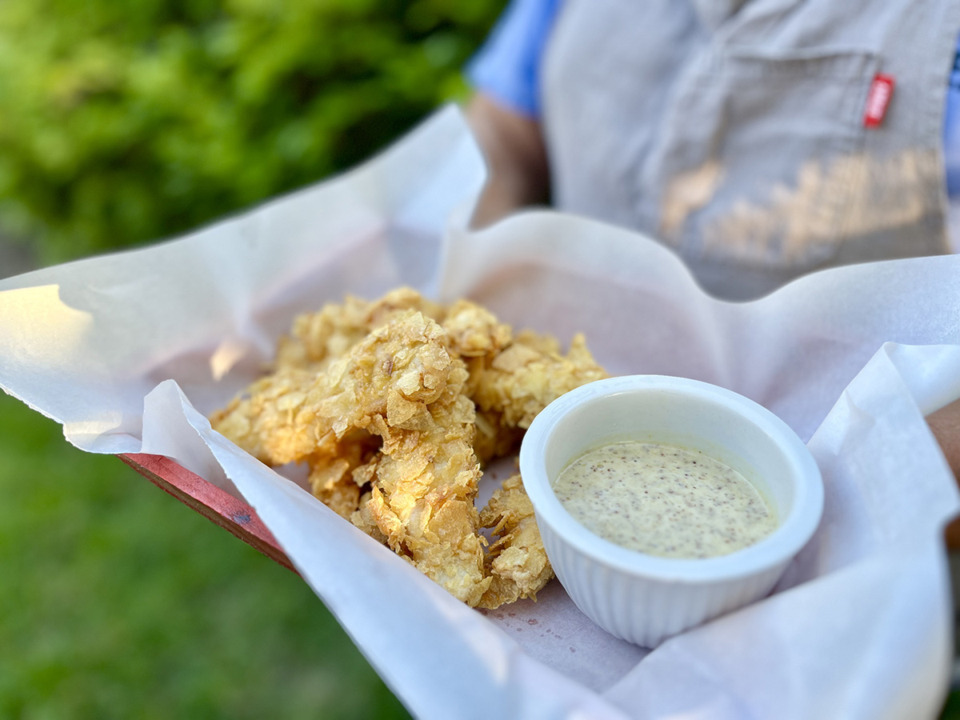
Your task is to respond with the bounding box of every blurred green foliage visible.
[0,0,504,264]
[0,391,412,719]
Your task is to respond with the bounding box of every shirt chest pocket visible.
[641,48,881,271]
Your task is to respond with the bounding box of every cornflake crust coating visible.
[210,287,608,608]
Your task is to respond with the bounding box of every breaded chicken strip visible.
[470,330,609,462]
[209,365,319,464]
[275,287,445,371]
[477,473,554,609]
[440,298,512,359]
[212,309,460,465]
[352,394,492,606]
[306,429,380,519]
[214,310,491,604]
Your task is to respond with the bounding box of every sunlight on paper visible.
[209,337,251,381]
[0,284,93,363]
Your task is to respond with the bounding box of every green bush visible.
[0,0,504,264]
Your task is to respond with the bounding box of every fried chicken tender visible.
[306,429,380,519]
[209,365,319,464]
[440,299,512,359]
[213,309,460,465]
[275,287,445,371]
[470,330,609,463]
[353,395,492,606]
[215,309,491,603]
[210,287,607,609]
[477,473,554,609]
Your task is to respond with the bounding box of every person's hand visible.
[926,398,960,548]
[464,93,550,228]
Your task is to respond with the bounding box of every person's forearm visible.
[464,93,550,228]
[926,398,960,548]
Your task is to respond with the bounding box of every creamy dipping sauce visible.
[553,441,777,558]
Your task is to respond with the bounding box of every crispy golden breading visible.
[275,286,445,371]
[211,287,608,608]
[209,365,319,465]
[467,330,609,464]
[306,429,380,520]
[216,309,490,603]
[478,473,554,609]
[213,309,461,466]
[440,299,512,359]
[471,329,609,431]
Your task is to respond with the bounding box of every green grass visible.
[0,390,411,720]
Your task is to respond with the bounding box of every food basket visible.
[2,107,960,720]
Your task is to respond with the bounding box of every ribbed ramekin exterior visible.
[539,515,788,648]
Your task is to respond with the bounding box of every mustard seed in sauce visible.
[553,441,777,558]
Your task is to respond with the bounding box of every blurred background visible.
[3,1,960,718]
[0,0,503,717]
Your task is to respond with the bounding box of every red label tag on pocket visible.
[864,73,895,128]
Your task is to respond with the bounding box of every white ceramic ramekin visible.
[519,374,823,648]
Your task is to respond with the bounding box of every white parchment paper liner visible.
[2,106,959,719]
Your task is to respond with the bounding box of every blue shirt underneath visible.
[468,0,960,199]
[946,37,960,196]
[466,0,561,117]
